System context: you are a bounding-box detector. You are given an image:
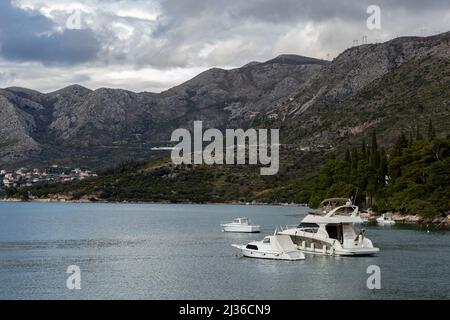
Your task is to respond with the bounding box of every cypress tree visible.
[408,131,413,147]
[427,120,436,140]
[392,132,408,156]
[370,132,378,166]
[371,131,378,151]
[361,139,367,157]
[378,148,388,186]
[344,148,351,164]
[374,149,381,169]
[416,125,423,141]
[351,147,358,170]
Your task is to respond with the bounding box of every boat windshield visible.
[263,238,270,244]
[311,198,353,215]
[297,222,319,233]
[333,206,356,216]
[298,222,319,228]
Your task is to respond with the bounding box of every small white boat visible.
[377,214,396,225]
[354,217,369,225]
[232,234,305,261]
[221,217,260,233]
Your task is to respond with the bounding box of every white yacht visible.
[221,217,261,233]
[377,214,396,225]
[279,198,380,256]
[232,234,305,261]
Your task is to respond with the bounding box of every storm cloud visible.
[0,1,100,65]
[0,0,449,92]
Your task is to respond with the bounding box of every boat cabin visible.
[233,218,249,225]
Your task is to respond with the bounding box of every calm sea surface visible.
[0,202,448,300]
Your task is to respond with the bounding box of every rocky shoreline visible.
[360,211,449,226]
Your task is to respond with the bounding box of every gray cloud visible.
[159,0,450,24]
[150,0,450,67]
[0,1,100,65]
[0,0,449,92]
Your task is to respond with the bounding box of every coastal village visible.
[0,166,97,192]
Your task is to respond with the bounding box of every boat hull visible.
[232,245,305,260]
[297,246,380,256]
[377,220,395,225]
[279,231,380,256]
[221,225,261,233]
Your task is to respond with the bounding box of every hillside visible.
[1,33,449,171]
[0,55,327,169]
[259,32,450,149]
[19,149,325,204]
[1,32,450,217]
[17,129,450,221]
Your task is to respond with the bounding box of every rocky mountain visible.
[263,32,450,147]
[0,54,327,168]
[0,32,449,169]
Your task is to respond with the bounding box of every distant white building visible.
[16,168,28,175]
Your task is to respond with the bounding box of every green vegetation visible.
[11,122,450,220]
[19,150,325,205]
[310,124,450,219]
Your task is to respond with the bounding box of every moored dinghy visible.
[232,233,305,261]
[377,213,396,225]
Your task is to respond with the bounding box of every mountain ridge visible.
[1,32,449,169]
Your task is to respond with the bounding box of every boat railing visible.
[279,224,299,232]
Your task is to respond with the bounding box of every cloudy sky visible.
[0,0,449,93]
